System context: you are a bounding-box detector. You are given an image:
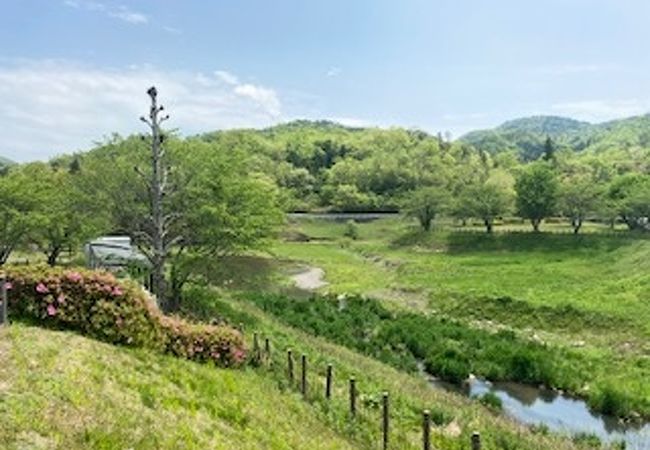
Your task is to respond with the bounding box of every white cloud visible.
[328,116,375,128]
[109,6,148,24]
[551,99,649,122]
[326,67,342,77]
[234,84,281,117]
[214,70,239,85]
[0,60,283,161]
[63,0,149,25]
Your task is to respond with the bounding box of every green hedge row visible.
[3,265,245,367]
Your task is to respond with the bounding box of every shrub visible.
[4,265,245,367]
[589,385,633,418]
[476,391,503,411]
[343,220,359,240]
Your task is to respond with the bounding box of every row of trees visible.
[405,161,650,234]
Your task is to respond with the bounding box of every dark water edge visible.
[421,367,650,449]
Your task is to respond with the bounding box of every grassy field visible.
[264,217,650,419]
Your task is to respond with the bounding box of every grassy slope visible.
[184,288,594,450]
[270,218,650,417]
[0,323,358,450]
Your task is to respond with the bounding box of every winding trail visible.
[291,267,328,290]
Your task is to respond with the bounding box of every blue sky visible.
[2,0,650,160]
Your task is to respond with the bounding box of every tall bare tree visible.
[137,86,175,309]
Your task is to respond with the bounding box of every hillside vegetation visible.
[0,324,358,450]
[461,114,650,162]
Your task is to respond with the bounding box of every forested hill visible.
[460,114,650,160]
[193,117,649,213]
[0,156,14,167]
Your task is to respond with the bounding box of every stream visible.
[290,266,650,448]
[425,371,650,449]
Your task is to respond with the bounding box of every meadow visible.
[263,217,650,420]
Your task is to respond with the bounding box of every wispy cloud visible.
[551,99,649,122]
[535,63,620,76]
[0,60,283,161]
[326,67,342,77]
[64,0,148,25]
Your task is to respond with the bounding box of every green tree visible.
[22,162,105,266]
[0,165,43,264]
[542,136,555,162]
[402,187,449,231]
[607,174,650,230]
[559,176,602,234]
[463,182,513,233]
[515,163,559,232]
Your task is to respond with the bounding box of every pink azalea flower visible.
[47,304,57,316]
[66,271,83,282]
[57,293,66,304]
[3,282,12,290]
[36,283,49,294]
[233,349,245,362]
[112,286,123,297]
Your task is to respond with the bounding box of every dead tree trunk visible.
[139,87,173,310]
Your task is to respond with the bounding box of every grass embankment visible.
[182,286,600,450]
[0,323,358,450]
[266,217,650,419]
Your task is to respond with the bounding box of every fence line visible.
[253,334,486,449]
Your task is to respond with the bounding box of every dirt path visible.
[291,267,328,290]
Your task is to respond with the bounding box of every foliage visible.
[607,173,650,230]
[461,180,513,233]
[74,134,283,310]
[515,163,559,231]
[4,265,245,367]
[559,175,602,234]
[246,293,585,392]
[28,163,99,265]
[402,187,450,231]
[0,164,45,264]
[476,391,503,411]
[343,220,359,240]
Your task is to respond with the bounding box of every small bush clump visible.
[4,265,245,367]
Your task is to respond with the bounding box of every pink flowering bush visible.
[4,265,245,367]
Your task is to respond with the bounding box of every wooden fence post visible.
[382,391,389,450]
[349,377,356,417]
[422,410,430,450]
[471,431,481,450]
[301,354,307,398]
[287,349,294,384]
[0,275,7,327]
[253,332,260,363]
[325,364,333,399]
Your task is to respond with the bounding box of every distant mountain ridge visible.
[0,156,14,167]
[459,114,650,160]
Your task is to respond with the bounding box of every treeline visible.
[200,121,648,232]
[0,119,647,274]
